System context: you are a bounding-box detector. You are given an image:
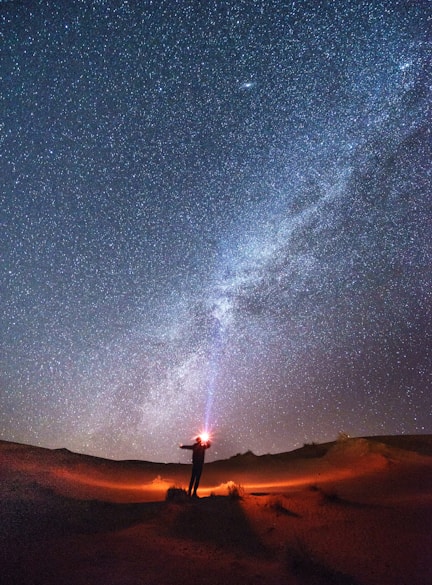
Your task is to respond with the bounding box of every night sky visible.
[2,0,431,463]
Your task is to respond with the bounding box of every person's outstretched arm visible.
[180,444,193,450]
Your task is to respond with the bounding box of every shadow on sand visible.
[165,495,266,555]
[2,479,264,557]
[0,480,162,542]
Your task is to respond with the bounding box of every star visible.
[1,0,431,463]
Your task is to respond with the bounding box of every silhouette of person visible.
[180,436,211,497]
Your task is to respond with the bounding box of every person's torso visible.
[192,444,206,464]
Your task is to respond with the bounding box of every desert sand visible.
[1,435,431,585]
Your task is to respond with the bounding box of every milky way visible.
[2,0,431,462]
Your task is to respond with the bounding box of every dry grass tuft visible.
[226,481,244,500]
[165,487,188,502]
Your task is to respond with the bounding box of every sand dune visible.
[1,435,431,584]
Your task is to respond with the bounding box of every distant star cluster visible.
[1,0,431,462]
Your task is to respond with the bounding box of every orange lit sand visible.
[1,436,431,584]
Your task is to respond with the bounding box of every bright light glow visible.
[199,432,210,443]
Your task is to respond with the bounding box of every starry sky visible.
[2,0,431,463]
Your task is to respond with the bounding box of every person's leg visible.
[188,469,196,496]
[192,467,202,496]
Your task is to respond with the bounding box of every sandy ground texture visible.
[1,435,431,585]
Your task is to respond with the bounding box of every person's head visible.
[195,436,202,444]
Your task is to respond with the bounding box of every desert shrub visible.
[269,497,300,517]
[321,490,342,504]
[308,483,342,503]
[227,481,244,500]
[165,487,188,502]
